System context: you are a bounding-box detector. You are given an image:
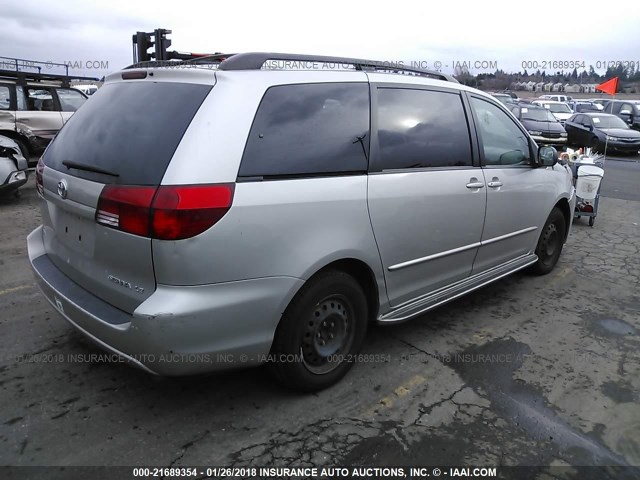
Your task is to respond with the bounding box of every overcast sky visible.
[2,0,640,79]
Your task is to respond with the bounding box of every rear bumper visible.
[27,226,304,375]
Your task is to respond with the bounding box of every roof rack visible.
[0,56,99,86]
[124,52,458,83]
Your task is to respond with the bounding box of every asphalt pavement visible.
[1,155,639,476]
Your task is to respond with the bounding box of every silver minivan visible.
[27,53,575,391]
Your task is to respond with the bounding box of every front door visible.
[468,95,556,273]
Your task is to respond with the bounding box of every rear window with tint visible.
[239,83,369,178]
[43,81,212,185]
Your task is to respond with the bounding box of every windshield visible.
[592,115,629,129]
[576,104,599,113]
[547,103,572,114]
[522,108,557,122]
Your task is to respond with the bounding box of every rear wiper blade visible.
[62,160,119,177]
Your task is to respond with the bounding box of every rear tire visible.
[528,208,566,276]
[269,270,368,392]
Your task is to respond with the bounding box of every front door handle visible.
[466,182,485,189]
[487,181,503,188]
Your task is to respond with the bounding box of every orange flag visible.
[595,77,618,95]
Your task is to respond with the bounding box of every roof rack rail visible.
[0,56,99,86]
[124,51,458,83]
[217,52,459,83]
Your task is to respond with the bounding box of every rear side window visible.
[0,86,10,110]
[239,83,369,177]
[377,88,472,170]
[43,82,212,185]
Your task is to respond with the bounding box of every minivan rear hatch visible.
[39,79,213,314]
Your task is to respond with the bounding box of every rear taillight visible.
[96,184,234,240]
[96,185,156,236]
[151,185,235,240]
[35,158,44,196]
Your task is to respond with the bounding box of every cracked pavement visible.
[1,158,639,473]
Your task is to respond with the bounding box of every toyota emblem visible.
[57,180,68,199]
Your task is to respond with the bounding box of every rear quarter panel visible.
[152,176,385,289]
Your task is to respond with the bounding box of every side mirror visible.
[586,124,593,131]
[537,145,558,167]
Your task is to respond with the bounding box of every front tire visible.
[269,270,368,392]
[528,208,566,275]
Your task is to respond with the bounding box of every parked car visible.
[601,100,640,131]
[508,104,567,150]
[564,112,640,154]
[539,94,573,103]
[0,77,89,163]
[0,134,28,197]
[586,98,609,109]
[567,100,602,113]
[27,53,575,391]
[531,100,573,124]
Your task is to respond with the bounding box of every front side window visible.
[471,97,531,166]
[377,88,472,170]
[240,83,369,177]
[56,88,87,112]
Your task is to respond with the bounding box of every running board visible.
[378,254,538,323]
